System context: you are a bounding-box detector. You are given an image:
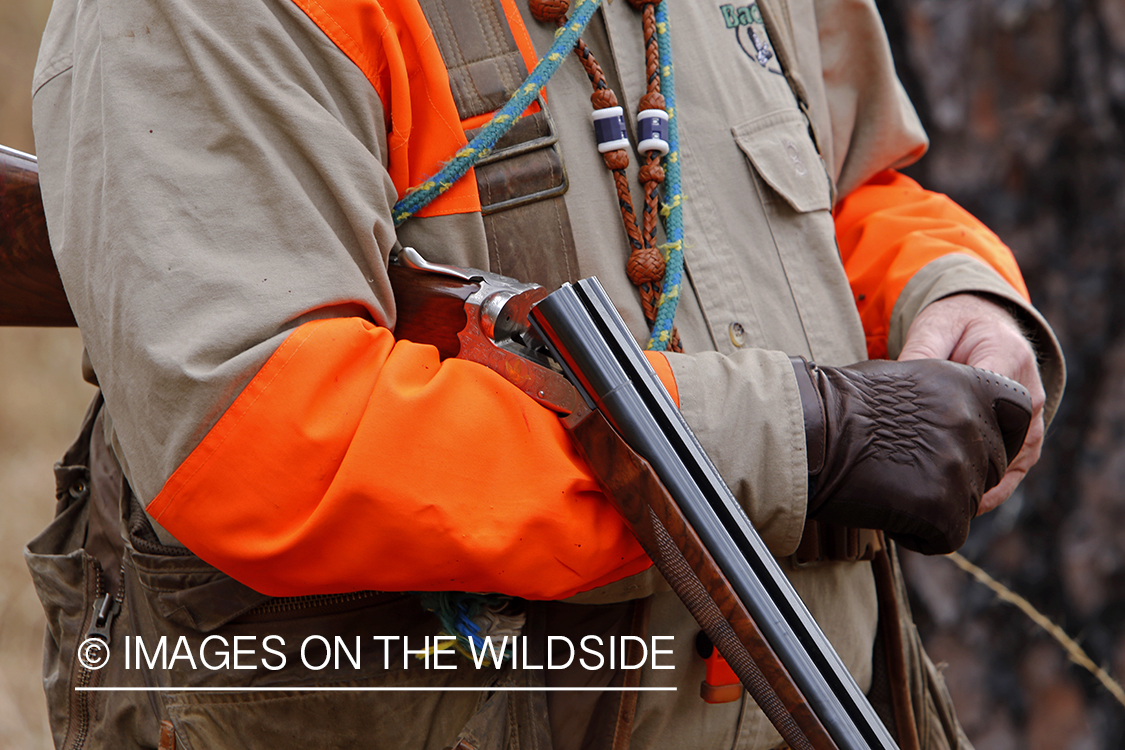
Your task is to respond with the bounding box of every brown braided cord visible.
[590,87,619,110]
[638,5,662,257]
[603,149,630,172]
[528,0,569,23]
[533,1,681,350]
[605,160,642,253]
[627,244,664,284]
[637,162,665,184]
[636,2,681,350]
[575,37,610,95]
[640,154,662,268]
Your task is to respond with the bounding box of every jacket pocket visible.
[732,110,832,214]
[25,500,92,750]
[25,395,159,750]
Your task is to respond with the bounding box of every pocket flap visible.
[129,548,271,632]
[733,111,831,213]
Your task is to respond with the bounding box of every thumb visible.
[898,317,959,361]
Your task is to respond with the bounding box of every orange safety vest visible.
[288,0,539,219]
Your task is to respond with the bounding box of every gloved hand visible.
[790,357,1033,555]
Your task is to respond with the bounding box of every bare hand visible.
[897,294,1046,515]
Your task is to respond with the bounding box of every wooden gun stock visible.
[0,146,75,327]
[0,150,471,342]
[385,265,474,360]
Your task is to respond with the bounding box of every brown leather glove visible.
[790,357,1033,555]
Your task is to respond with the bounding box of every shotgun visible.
[387,252,898,750]
[2,150,897,750]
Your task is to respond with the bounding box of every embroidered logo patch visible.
[719,4,783,75]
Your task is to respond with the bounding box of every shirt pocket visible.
[732,110,832,214]
[729,110,865,364]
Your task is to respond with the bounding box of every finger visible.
[978,467,1026,515]
[898,314,960,361]
[898,295,977,362]
[977,413,1044,515]
[964,343,1047,442]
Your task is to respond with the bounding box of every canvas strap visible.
[417,0,580,292]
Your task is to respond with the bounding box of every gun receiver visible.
[388,247,581,416]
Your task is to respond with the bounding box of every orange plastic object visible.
[696,632,743,704]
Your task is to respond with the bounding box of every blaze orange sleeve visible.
[835,170,1029,359]
[147,318,680,599]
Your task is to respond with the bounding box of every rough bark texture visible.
[876,1,1125,747]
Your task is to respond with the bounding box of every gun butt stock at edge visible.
[1,150,896,750]
[0,145,76,327]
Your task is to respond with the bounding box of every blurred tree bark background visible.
[1,0,1123,748]
[877,0,1125,747]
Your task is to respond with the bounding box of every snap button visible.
[728,321,746,348]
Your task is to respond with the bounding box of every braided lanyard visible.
[530,0,682,352]
[391,0,684,352]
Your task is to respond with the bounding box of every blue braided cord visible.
[418,592,516,663]
[452,602,483,648]
[392,0,603,226]
[645,1,684,352]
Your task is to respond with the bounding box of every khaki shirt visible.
[32,0,1063,746]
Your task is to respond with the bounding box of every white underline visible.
[77,686,677,693]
